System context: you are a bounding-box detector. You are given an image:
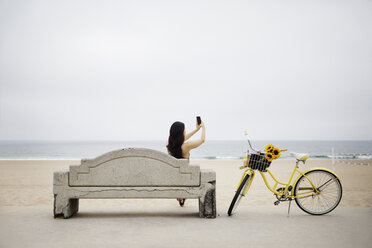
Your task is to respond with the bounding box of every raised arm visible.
[185,128,200,141]
[183,122,206,151]
[185,119,202,141]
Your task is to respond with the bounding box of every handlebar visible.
[244,131,259,153]
[240,132,288,169]
[244,131,288,153]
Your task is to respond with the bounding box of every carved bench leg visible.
[70,198,79,216]
[199,198,205,217]
[54,194,64,218]
[199,182,216,218]
[54,195,78,219]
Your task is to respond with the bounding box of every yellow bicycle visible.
[228,134,342,216]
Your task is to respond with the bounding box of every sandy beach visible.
[1,159,372,247]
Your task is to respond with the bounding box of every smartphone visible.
[196,116,201,125]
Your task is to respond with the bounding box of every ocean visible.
[0,140,371,160]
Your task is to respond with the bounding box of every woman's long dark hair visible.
[167,121,185,159]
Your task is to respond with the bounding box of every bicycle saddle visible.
[290,152,309,162]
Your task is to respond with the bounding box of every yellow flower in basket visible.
[272,147,281,159]
[265,144,274,153]
[265,152,273,162]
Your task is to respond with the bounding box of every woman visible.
[166,119,206,206]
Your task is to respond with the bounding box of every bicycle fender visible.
[291,168,341,195]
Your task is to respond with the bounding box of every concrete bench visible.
[53,148,216,218]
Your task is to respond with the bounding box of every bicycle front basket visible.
[247,153,271,172]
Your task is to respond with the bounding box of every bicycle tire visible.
[228,174,251,216]
[294,169,342,215]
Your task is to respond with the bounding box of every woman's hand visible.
[196,120,202,130]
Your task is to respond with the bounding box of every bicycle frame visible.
[238,160,320,199]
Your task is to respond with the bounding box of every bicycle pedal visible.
[274,200,280,206]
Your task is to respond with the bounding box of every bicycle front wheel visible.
[228,174,251,216]
[294,169,342,215]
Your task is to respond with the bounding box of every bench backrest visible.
[69,148,200,187]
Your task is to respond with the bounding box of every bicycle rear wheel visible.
[294,169,342,215]
[228,174,251,216]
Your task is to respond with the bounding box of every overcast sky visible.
[0,0,371,141]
